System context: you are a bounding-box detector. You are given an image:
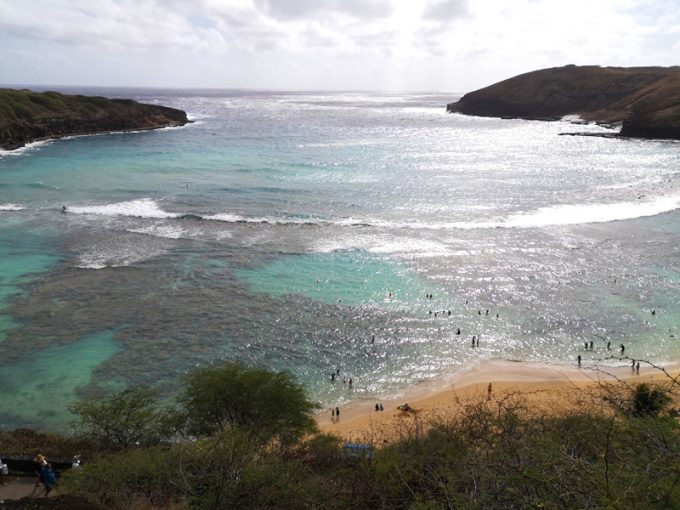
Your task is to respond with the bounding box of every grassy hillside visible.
[0,88,189,150]
[1,363,678,509]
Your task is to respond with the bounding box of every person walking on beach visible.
[636,362,640,375]
[331,408,335,422]
[487,383,492,401]
[631,359,636,370]
[335,407,340,420]
[577,355,581,368]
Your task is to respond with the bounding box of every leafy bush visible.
[61,445,187,509]
[69,388,177,451]
[181,362,319,444]
[0,428,96,459]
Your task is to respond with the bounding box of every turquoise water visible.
[0,330,121,429]
[236,251,430,307]
[1,88,680,430]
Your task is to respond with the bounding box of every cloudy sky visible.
[1,0,678,92]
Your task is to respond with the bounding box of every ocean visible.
[1,88,679,430]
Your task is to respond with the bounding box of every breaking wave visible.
[66,194,680,231]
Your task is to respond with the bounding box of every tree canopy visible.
[181,362,319,443]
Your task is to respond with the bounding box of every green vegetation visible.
[0,89,113,121]
[181,362,319,444]
[5,362,679,509]
[69,388,178,451]
[0,88,189,150]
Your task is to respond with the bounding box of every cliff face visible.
[0,89,190,150]
[447,65,680,140]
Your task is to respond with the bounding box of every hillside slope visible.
[447,65,680,140]
[0,89,190,150]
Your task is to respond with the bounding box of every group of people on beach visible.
[327,292,505,423]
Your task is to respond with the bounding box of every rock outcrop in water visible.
[0,88,190,150]
[447,65,680,140]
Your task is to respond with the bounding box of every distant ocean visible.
[1,87,679,430]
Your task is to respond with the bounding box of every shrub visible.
[181,362,319,444]
[631,383,671,417]
[69,388,177,451]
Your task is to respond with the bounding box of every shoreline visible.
[0,121,191,152]
[317,359,680,443]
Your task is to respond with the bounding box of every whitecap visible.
[0,204,24,211]
[69,198,179,219]
[504,195,680,228]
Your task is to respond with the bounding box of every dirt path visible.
[0,477,48,501]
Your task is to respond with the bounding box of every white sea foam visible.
[312,234,454,257]
[504,195,680,228]
[69,198,179,219]
[75,239,168,269]
[127,225,186,239]
[68,194,680,233]
[0,204,24,211]
[0,139,52,157]
[204,213,322,225]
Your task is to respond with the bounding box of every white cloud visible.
[422,0,468,21]
[0,0,678,91]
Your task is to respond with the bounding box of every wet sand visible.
[318,360,680,444]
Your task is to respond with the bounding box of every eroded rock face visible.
[0,90,191,150]
[447,65,680,140]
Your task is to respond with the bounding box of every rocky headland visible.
[0,88,190,150]
[447,65,680,140]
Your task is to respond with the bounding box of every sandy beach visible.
[318,360,680,444]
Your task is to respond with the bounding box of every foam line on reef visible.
[66,194,680,230]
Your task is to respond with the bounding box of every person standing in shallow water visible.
[577,355,581,367]
[335,407,340,420]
